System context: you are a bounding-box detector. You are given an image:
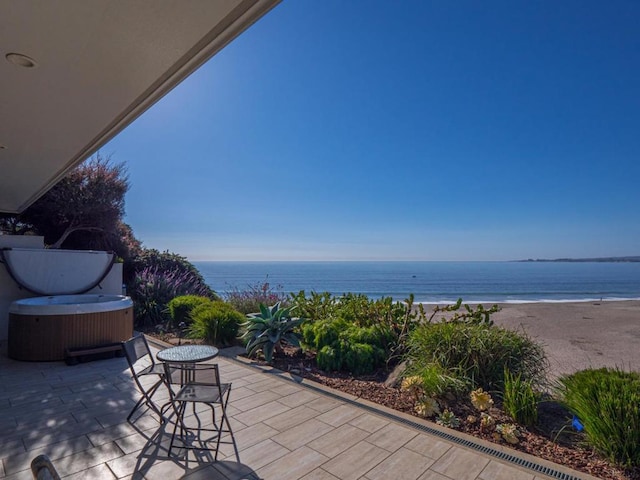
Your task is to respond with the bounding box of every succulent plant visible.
[496,423,519,444]
[401,375,423,393]
[466,415,478,425]
[479,412,495,431]
[436,409,460,429]
[414,397,440,418]
[242,302,306,364]
[470,388,494,411]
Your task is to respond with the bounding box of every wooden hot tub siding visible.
[8,308,133,361]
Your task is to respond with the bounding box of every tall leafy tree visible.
[1,153,141,263]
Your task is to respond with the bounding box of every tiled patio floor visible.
[0,339,595,480]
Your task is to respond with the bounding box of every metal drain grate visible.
[228,357,584,480]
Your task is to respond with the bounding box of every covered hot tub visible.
[8,294,133,361]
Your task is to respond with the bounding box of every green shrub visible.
[413,363,469,397]
[558,368,640,468]
[302,318,349,350]
[289,291,338,322]
[291,291,425,368]
[343,324,394,351]
[502,367,539,426]
[406,322,547,395]
[342,343,384,376]
[317,345,343,372]
[167,295,211,326]
[301,318,388,375]
[188,301,243,346]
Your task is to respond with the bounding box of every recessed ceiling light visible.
[6,53,37,68]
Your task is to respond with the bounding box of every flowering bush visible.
[225,279,288,314]
[130,266,214,327]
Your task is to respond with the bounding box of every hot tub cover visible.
[0,248,115,295]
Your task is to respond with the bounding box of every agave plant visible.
[242,302,306,363]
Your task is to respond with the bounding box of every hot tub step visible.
[64,342,124,365]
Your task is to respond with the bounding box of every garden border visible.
[146,337,597,480]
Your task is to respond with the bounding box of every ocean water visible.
[193,261,640,304]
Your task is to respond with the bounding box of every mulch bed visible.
[266,346,636,480]
[146,330,635,480]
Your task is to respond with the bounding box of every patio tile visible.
[231,390,281,411]
[134,457,193,480]
[7,390,64,408]
[114,427,162,455]
[364,447,435,480]
[347,413,389,433]
[263,405,319,431]
[404,433,452,460]
[108,448,161,478]
[86,421,141,447]
[3,435,94,475]
[227,421,280,452]
[246,377,285,393]
[366,423,418,452]
[234,438,290,470]
[322,440,390,480]
[229,386,258,402]
[300,469,341,480]
[183,464,238,480]
[8,398,69,420]
[271,418,334,450]
[278,389,323,408]
[22,420,103,451]
[307,423,369,458]
[478,460,535,480]
[233,400,291,426]
[3,469,36,480]
[316,404,362,427]
[0,345,567,480]
[305,395,345,413]
[417,471,451,480]
[268,381,303,396]
[211,460,263,480]
[48,442,124,477]
[257,446,329,480]
[0,435,27,457]
[14,412,78,434]
[64,463,117,479]
[430,446,490,480]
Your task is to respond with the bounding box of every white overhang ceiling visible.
[0,0,280,214]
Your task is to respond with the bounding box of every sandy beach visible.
[487,300,640,378]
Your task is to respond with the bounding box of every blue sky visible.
[106,1,640,261]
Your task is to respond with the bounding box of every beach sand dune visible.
[490,300,640,378]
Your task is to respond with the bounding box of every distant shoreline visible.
[515,256,640,263]
[416,296,640,306]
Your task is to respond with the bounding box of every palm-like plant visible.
[242,302,306,363]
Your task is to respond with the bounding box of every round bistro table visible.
[156,344,219,364]
[157,344,219,387]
